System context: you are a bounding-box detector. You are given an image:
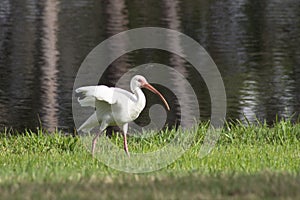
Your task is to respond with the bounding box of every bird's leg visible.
[122,123,130,157]
[91,122,107,157]
[123,134,129,157]
[92,132,101,157]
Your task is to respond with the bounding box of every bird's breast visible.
[129,105,143,120]
[111,100,145,123]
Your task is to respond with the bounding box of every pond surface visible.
[0,0,299,132]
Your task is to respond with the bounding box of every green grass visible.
[0,119,300,199]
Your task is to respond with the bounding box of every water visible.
[0,0,299,132]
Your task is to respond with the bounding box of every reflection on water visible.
[0,0,299,131]
[164,0,192,128]
[40,0,59,131]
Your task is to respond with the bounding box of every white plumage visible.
[76,75,170,157]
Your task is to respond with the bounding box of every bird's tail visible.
[78,112,100,133]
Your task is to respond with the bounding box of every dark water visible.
[0,0,299,132]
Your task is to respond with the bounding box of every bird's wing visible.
[111,87,137,102]
[76,85,137,108]
[76,85,117,107]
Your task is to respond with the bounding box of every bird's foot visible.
[125,149,130,158]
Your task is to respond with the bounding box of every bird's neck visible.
[134,87,146,109]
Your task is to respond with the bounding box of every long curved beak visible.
[142,83,170,111]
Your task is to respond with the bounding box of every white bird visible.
[76,75,170,157]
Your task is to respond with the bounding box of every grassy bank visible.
[1,173,300,199]
[0,119,300,199]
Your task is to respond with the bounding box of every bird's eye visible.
[137,79,142,83]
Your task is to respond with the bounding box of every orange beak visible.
[142,83,170,111]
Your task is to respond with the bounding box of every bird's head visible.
[131,75,148,89]
[131,75,170,111]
